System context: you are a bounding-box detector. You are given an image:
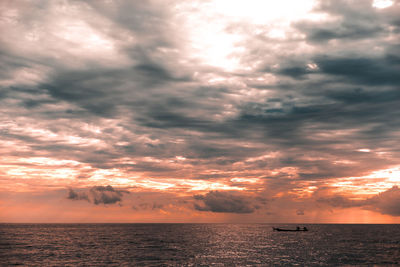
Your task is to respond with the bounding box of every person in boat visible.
[296,226,300,231]
[303,227,308,231]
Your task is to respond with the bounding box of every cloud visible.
[1,0,400,223]
[317,186,400,216]
[133,202,164,211]
[67,188,89,202]
[67,185,129,205]
[2,0,399,180]
[368,186,400,216]
[314,55,400,86]
[317,195,365,208]
[296,0,385,43]
[296,209,305,215]
[194,191,256,213]
[298,22,384,43]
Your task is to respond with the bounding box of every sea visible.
[1,224,399,266]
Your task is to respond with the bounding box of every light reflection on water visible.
[1,224,399,266]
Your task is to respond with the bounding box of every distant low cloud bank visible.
[318,186,400,216]
[194,191,256,213]
[67,185,129,205]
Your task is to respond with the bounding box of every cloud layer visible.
[1,0,400,222]
[318,186,400,216]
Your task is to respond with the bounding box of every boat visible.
[273,227,308,232]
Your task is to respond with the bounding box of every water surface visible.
[1,224,399,266]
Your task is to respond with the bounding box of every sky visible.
[1,0,400,223]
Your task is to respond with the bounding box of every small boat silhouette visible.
[273,226,308,232]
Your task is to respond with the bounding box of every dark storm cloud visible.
[194,191,256,213]
[295,0,385,43]
[84,0,172,37]
[277,66,313,79]
[138,108,212,130]
[133,63,191,84]
[67,185,129,205]
[223,82,400,180]
[298,22,384,43]
[314,56,400,86]
[38,63,190,118]
[0,52,29,82]
[0,0,192,116]
[303,0,391,43]
[323,87,400,105]
[41,70,120,117]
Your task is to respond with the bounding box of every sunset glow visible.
[1,0,400,223]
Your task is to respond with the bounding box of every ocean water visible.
[1,224,399,266]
